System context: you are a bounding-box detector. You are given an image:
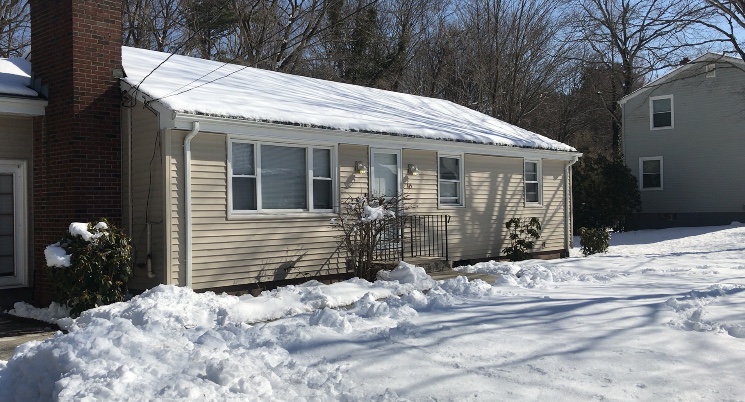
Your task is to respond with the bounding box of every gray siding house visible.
[620,53,745,229]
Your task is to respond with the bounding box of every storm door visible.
[370,149,401,254]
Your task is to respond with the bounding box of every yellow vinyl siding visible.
[166,131,569,290]
[171,133,346,290]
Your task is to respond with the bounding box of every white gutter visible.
[184,121,200,288]
[564,155,580,254]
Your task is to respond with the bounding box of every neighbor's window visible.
[650,95,673,129]
[439,155,463,206]
[524,160,541,204]
[230,140,334,213]
[639,157,663,190]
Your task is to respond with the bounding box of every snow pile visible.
[0,271,470,401]
[43,243,70,268]
[6,302,71,328]
[665,284,745,338]
[456,260,621,288]
[378,262,436,291]
[68,221,107,242]
[361,205,395,222]
[43,221,110,268]
[122,47,575,152]
[4,224,745,400]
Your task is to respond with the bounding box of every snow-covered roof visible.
[122,47,575,152]
[0,56,38,97]
[619,53,745,105]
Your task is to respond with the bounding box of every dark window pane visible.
[232,177,257,210]
[0,175,11,193]
[652,98,671,113]
[0,256,13,276]
[0,234,12,255]
[0,216,12,236]
[232,143,255,175]
[313,180,332,209]
[525,162,538,182]
[439,157,459,180]
[262,145,307,209]
[526,183,539,202]
[313,149,331,178]
[653,112,671,128]
[642,160,660,174]
[0,194,12,214]
[643,173,661,188]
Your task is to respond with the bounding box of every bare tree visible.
[570,0,713,154]
[0,0,29,58]
[123,0,182,52]
[701,0,745,60]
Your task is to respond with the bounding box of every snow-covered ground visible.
[2,224,745,401]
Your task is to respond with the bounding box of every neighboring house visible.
[620,53,745,229]
[0,0,579,308]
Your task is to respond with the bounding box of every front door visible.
[370,149,400,198]
[0,161,27,288]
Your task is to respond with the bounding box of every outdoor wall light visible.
[408,164,420,176]
[355,161,367,174]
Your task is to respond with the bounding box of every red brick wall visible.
[30,0,123,306]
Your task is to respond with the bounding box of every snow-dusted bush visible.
[502,217,541,261]
[45,219,132,316]
[332,194,404,280]
[579,227,610,256]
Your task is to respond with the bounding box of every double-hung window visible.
[639,157,663,190]
[230,140,334,214]
[650,95,673,129]
[524,160,541,204]
[438,155,463,206]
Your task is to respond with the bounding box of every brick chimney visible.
[29,0,123,305]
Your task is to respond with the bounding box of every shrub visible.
[573,152,641,232]
[502,217,541,261]
[332,194,405,280]
[578,227,610,256]
[44,219,132,316]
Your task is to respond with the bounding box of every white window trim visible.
[437,152,465,208]
[0,160,28,289]
[524,159,542,206]
[369,148,402,198]
[649,95,674,130]
[639,156,664,191]
[227,138,337,218]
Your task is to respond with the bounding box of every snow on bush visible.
[43,243,70,268]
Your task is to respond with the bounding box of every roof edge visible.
[619,53,745,105]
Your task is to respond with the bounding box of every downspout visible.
[564,155,580,256]
[184,121,200,288]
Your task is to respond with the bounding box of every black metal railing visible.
[373,214,450,261]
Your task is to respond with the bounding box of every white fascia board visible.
[0,96,47,116]
[172,112,582,161]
